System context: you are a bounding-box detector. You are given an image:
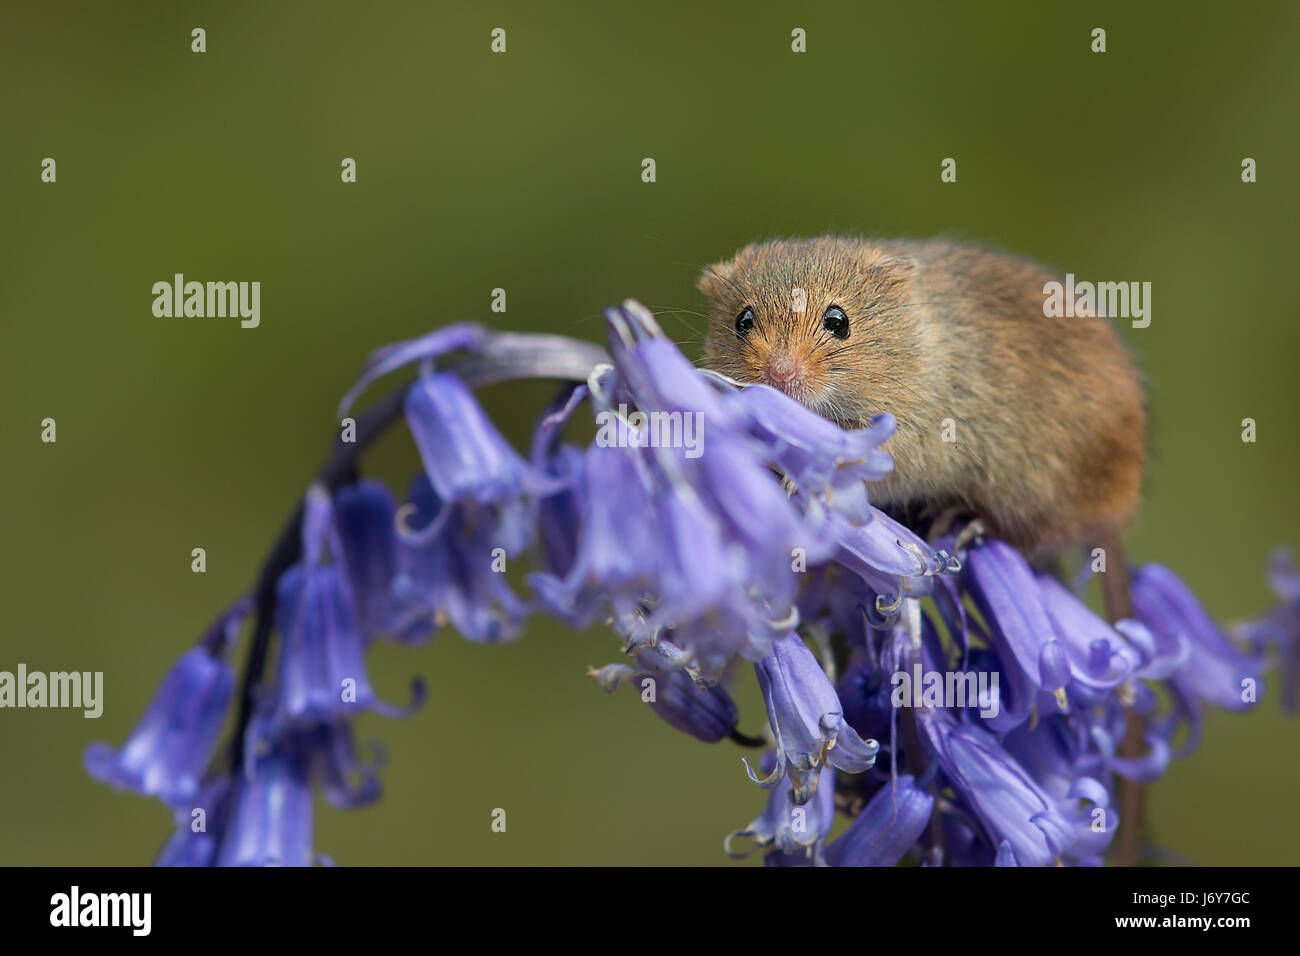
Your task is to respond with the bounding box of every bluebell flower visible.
[85,597,249,807]
[915,708,1077,867]
[528,439,667,630]
[746,633,879,805]
[333,480,434,645]
[823,774,934,867]
[832,506,954,611]
[731,384,895,509]
[214,748,317,867]
[962,539,1065,698]
[823,541,1209,866]
[1241,548,1300,710]
[727,758,836,863]
[155,721,382,867]
[1131,563,1266,711]
[835,618,913,748]
[265,485,424,734]
[1072,697,1173,784]
[1109,614,1190,681]
[295,720,385,809]
[602,306,737,424]
[642,474,796,676]
[272,564,418,723]
[683,427,836,592]
[530,436,586,581]
[938,814,1003,867]
[1003,715,1119,864]
[590,643,739,743]
[1035,574,1137,689]
[603,336,837,606]
[533,438,801,679]
[927,560,1036,728]
[155,775,232,867]
[375,368,572,644]
[394,473,532,643]
[401,371,561,550]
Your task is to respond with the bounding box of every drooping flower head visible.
[261,484,424,742]
[85,597,250,807]
[590,632,740,744]
[86,306,1294,867]
[746,632,879,805]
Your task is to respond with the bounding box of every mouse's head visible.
[699,236,919,425]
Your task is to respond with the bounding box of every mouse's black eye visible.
[823,305,849,339]
[735,307,756,337]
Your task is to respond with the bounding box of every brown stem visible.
[1098,536,1144,866]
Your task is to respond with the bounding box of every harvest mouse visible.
[698,235,1146,561]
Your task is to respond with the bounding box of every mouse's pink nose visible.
[762,354,807,391]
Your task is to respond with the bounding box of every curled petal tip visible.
[743,754,784,790]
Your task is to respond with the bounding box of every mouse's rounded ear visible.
[863,254,919,291]
[696,261,736,301]
[872,254,919,275]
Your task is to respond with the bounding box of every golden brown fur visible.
[699,236,1146,557]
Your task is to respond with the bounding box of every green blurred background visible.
[2,0,1296,866]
